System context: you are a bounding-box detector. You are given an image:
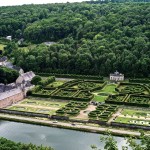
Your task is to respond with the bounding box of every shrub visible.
[38,76,55,86]
[31,75,42,85]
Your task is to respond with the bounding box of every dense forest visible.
[0,137,53,150]
[0,2,150,77]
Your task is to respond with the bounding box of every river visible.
[0,120,131,150]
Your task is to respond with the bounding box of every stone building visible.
[0,88,24,108]
[110,71,124,81]
[0,56,7,66]
[16,71,35,84]
[0,71,35,108]
[6,36,12,41]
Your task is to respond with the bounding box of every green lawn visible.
[93,95,108,102]
[94,84,118,95]
[0,44,6,50]
[9,106,56,115]
[121,109,150,117]
[21,99,67,108]
[114,117,150,126]
[46,81,64,88]
[101,84,118,94]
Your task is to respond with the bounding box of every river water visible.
[0,120,131,150]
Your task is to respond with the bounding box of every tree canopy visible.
[0,2,150,77]
[0,67,19,84]
[0,137,53,150]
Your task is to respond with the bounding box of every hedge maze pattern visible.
[116,82,150,95]
[31,79,105,101]
[105,94,150,107]
[56,101,88,116]
[88,104,118,121]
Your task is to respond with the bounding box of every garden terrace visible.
[45,81,65,88]
[88,104,118,121]
[105,95,127,105]
[74,90,94,101]
[21,99,67,108]
[113,117,150,127]
[56,102,88,117]
[32,89,56,98]
[126,95,150,107]
[9,106,55,115]
[116,83,149,94]
[7,98,68,115]
[106,94,150,107]
[65,101,88,110]
[129,78,150,84]
[69,80,105,91]
[59,79,82,88]
[121,108,150,119]
[37,73,103,80]
[51,89,77,98]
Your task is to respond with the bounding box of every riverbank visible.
[0,114,147,138]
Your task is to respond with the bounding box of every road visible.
[0,114,148,137]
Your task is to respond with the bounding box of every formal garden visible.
[56,101,89,117]
[114,117,150,126]
[105,94,150,107]
[88,104,118,121]
[8,98,67,115]
[116,83,150,94]
[4,76,150,129]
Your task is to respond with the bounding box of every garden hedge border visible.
[115,82,150,94]
[36,73,103,80]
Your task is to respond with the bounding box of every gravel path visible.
[14,104,59,110]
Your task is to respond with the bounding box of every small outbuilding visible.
[110,71,124,81]
[6,36,12,41]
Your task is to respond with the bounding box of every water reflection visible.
[0,120,133,150]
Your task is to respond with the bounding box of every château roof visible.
[0,56,7,62]
[18,71,35,81]
[110,71,124,77]
[0,83,16,93]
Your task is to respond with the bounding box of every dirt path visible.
[0,114,148,137]
[14,104,59,110]
[76,105,96,119]
[108,108,123,124]
[56,78,74,81]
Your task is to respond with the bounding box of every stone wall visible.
[0,92,24,108]
[111,122,150,130]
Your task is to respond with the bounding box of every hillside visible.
[0,2,150,77]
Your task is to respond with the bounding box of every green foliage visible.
[37,73,103,80]
[31,75,42,85]
[0,137,53,150]
[0,67,19,84]
[116,83,149,94]
[91,133,150,150]
[3,42,18,57]
[88,104,118,121]
[129,78,150,84]
[106,94,150,107]
[56,101,88,117]
[91,131,150,150]
[1,3,150,76]
[38,76,55,86]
